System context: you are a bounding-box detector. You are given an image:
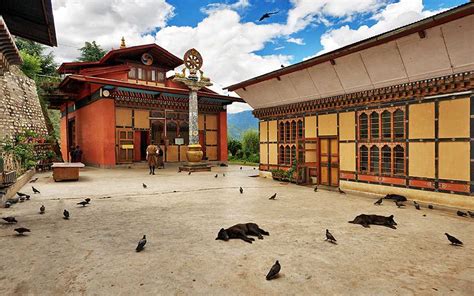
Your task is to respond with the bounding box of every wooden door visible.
[117,128,134,163]
[319,138,339,186]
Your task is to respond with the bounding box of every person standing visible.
[146,140,158,175]
[157,145,164,169]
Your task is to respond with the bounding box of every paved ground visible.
[1,165,473,295]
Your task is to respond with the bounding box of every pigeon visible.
[253,168,256,170]
[2,216,17,223]
[25,195,30,200]
[63,209,70,219]
[314,186,318,192]
[29,177,38,183]
[17,192,28,197]
[269,193,277,200]
[223,173,226,177]
[19,197,25,202]
[281,65,285,68]
[85,198,91,204]
[14,227,30,235]
[325,229,337,243]
[136,235,147,252]
[77,201,88,207]
[215,174,218,178]
[259,11,279,22]
[32,186,40,194]
[40,205,45,214]
[143,183,147,189]
[428,204,434,209]
[266,260,281,280]
[240,167,242,170]
[395,201,405,208]
[445,233,462,246]
[240,187,243,194]
[178,169,181,173]
[468,211,474,218]
[374,198,383,205]
[338,188,346,194]
[457,211,467,217]
[188,171,191,175]
[414,201,420,210]
[4,201,11,208]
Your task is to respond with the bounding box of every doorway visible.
[140,131,149,161]
[319,137,339,187]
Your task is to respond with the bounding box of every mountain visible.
[227,110,258,140]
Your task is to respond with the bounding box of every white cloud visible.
[316,0,449,56]
[287,37,305,45]
[227,102,253,113]
[274,46,285,50]
[202,0,250,14]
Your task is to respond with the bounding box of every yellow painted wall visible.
[206,146,218,160]
[260,121,268,142]
[269,143,278,165]
[116,108,132,127]
[409,142,435,178]
[340,143,356,171]
[134,110,150,129]
[439,142,470,181]
[205,131,218,145]
[206,114,218,130]
[339,112,355,141]
[198,115,204,131]
[305,116,317,138]
[409,103,434,139]
[305,143,318,163]
[268,120,278,142]
[439,98,470,138]
[260,143,268,164]
[318,114,337,136]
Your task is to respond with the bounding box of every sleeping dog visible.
[349,214,398,229]
[216,223,269,243]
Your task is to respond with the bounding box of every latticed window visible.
[381,110,391,139]
[279,122,285,142]
[279,145,285,164]
[298,144,304,164]
[360,145,368,172]
[370,146,379,173]
[359,113,368,140]
[393,109,404,139]
[370,112,379,140]
[297,120,303,139]
[381,145,391,175]
[290,146,296,165]
[285,146,291,165]
[285,122,290,143]
[291,121,297,142]
[394,145,405,175]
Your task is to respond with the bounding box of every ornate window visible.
[370,112,379,140]
[285,146,291,165]
[359,113,368,140]
[285,122,290,143]
[370,145,379,174]
[279,145,285,164]
[291,121,297,142]
[381,110,391,139]
[297,120,303,139]
[381,145,391,175]
[394,145,405,175]
[290,146,296,165]
[393,109,404,139]
[279,122,285,142]
[359,145,368,172]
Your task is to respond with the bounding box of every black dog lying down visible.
[216,223,269,243]
[349,214,397,229]
[384,194,407,202]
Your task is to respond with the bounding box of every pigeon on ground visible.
[178,169,181,173]
[77,201,88,207]
[269,193,277,200]
[253,168,256,170]
[63,209,70,219]
[32,186,40,194]
[468,211,474,218]
[374,198,383,205]
[19,197,25,202]
[188,171,191,175]
[223,173,226,177]
[25,195,30,200]
[136,235,147,252]
[17,192,28,197]
[14,227,30,235]
[4,201,11,208]
[85,198,91,204]
[240,187,243,194]
[338,188,346,194]
[457,211,467,217]
[414,201,420,210]
[428,204,434,209]
[314,186,318,192]
[325,229,337,243]
[143,183,147,189]
[215,174,218,178]
[266,260,281,280]
[445,233,462,246]
[2,216,17,223]
[395,201,405,208]
[259,11,279,22]
[40,205,45,214]
[240,167,242,170]
[29,177,38,183]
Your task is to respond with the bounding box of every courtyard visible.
[0,165,473,295]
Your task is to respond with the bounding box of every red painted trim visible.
[340,172,356,180]
[218,111,228,162]
[409,179,435,189]
[439,182,470,193]
[133,131,141,162]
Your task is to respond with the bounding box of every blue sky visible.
[51,0,469,113]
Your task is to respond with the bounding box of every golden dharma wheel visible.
[183,48,203,71]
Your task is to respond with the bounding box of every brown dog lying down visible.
[216,223,269,243]
[349,214,397,229]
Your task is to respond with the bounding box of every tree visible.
[16,37,58,77]
[77,41,107,62]
[241,129,259,155]
[19,51,42,78]
[228,138,242,156]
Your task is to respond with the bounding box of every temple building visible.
[50,41,242,167]
[226,3,474,206]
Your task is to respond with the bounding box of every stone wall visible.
[0,66,48,140]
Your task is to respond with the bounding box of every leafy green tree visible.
[77,41,107,62]
[16,37,58,77]
[19,51,42,78]
[228,138,242,156]
[241,129,259,155]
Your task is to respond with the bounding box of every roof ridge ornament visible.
[120,36,126,49]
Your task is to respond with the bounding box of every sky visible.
[50,0,468,113]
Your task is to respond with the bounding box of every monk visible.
[146,140,158,175]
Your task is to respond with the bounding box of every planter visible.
[186,144,203,163]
